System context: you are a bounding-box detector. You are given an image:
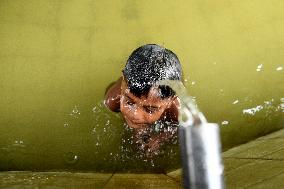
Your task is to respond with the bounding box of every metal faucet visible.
[156,80,225,189]
[179,96,225,189]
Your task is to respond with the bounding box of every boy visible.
[105,44,182,156]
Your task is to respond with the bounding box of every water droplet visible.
[191,81,196,85]
[63,152,79,165]
[151,160,155,167]
[63,123,69,127]
[232,100,239,104]
[243,105,263,115]
[13,140,25,147]
[276,66,283,71]
[92,105,101,113]
[256,64,263,72]
[221,121,229,125]
[280,103,284,112]
[70,106,80,118]
[264,100,272,106]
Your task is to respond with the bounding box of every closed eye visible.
[124,96,135,106]
[126,100,135,106]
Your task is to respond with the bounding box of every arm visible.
[104,77,122,112]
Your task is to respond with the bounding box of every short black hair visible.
[123,44,182,98]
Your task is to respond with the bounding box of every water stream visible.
[158,80,207,125]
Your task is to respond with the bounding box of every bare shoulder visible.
[104,77,122,112]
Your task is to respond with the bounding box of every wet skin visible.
[105,76,180,156]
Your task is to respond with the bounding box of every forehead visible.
[123,87,169,105]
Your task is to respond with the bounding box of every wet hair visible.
[122,44,182,98]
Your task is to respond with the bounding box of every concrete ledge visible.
[223,128,284,188]
[167,128,284,189]
[104,174,181,189]
[167,169,182,183]
[0,171,112,189]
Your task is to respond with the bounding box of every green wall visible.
[0,0,283,171]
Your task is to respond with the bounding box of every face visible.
[120,79,174,129]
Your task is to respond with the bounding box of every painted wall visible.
[0,0,283,171]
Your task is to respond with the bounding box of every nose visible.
[131,106,147,123]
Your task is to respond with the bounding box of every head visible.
[120,44,182,128]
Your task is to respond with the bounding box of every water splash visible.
[243,105,264,115]
[221,121,229,125]
[232,100,239,104]
[12,140,25,147]
[276,66,283,71]
[280,98,284,112]
[150,159,155,167]
[92,127,96,133]
[63,122,69,127]
[256,64,263,72]
[69,106,80,118]
[92,105,102,113]
[157,80,207,125]
[242,98,282,115]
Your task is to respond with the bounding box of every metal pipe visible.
[179,98,225,189]
[156,80,225,188]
